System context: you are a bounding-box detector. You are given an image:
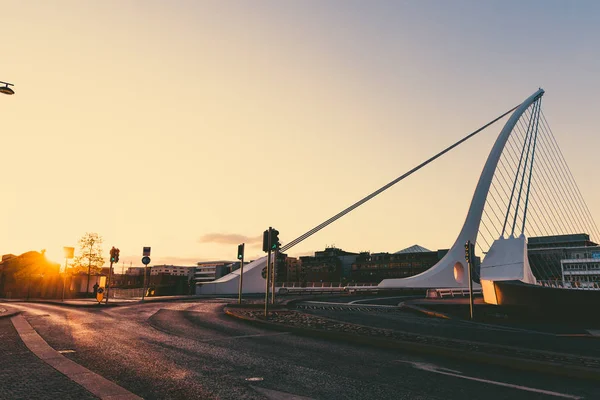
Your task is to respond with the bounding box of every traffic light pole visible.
[264,227,272,319]
[105,260,113,304]
[238,244,245,305]
[466,241,474,320]
[271,247,278,305]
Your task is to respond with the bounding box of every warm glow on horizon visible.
[1,1,599,265]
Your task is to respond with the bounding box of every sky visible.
[1,1,599,268]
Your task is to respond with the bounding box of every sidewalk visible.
[224,304,600,382]
[0,318,97,400]
[0,294,240,308]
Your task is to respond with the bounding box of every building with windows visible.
[561,256,600,289]
[527,234,600,283]
[351,245,450,283]
[298,247,359,283]
[195,261,244,284]
[151,265,196,278]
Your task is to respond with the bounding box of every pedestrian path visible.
[0,318,97,400]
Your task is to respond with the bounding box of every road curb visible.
[0,308,21,319]
[10,314,143,400]
[224,307,600,382]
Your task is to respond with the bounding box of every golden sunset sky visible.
[1,1,599,267]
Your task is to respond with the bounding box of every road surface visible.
[4,300,599,400]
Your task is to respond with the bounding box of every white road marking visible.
[250,385,315,400]
[348,296,414,304]
[202,332,291,342]
[587,330,600,337]
[58,349,76,354]
[394,360,582,399]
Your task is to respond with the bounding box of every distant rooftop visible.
[394,245,432,254]
[528,234,597,248]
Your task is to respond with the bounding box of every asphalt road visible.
[293,296,600,358]
[6,300,600,400]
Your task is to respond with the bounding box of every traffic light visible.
[262,230,269,252]
[270,229,280,250]
[464,241,473,264]
[237,243,245,260]
[110,247,120,263]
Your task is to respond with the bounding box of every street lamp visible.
[0,81,15,95]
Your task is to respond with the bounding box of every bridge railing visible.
[426,288,482,299]
[536,280,600,290]
[108,288,145,298]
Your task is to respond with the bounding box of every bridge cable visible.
[519,117,580,236]
[505,124,561,236]
[535,124,588,236]
[511,100,540,236]
[502,103,536,237]
[279,104,519,253]
[521,98,542,235]
[540,113,600,241]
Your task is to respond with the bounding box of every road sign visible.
[142,256,151,265]
[143,247,151,257]
[63,247,75,259]
[96,287,104,303]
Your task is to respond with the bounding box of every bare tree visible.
[72,233,105,295]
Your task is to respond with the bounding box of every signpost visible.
[62,247,75,302]
[141,248,151,301]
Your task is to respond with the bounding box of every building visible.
[283,256,302,283]
[0,251,62,299]
[351,245,449,283]
[151,265,196,278]
[195,261,240,284]
[125,267,147,276]
[297,247,359,283]
[561,255,600,289]
[527,234,600,283]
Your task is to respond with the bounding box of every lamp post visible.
[0,81,15,95]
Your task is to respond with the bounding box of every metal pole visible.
[238,245,245,305]
[86,247,92,297]
[271,247,278,305]
[142,265,147,301]
[264,227,272,319]
[467,241,474,320]
[105,261,113,304]
[61,258,67,302]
